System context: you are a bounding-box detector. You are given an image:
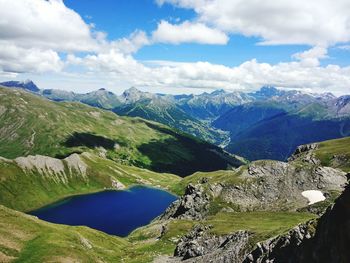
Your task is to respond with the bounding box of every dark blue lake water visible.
[29,186,177,237]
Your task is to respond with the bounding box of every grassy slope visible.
[0,153,180,212]
[128,211,315,260]
[315,136,350,172]
[0,205,146,263]
[0,88,347,262]
[3,135,348,261]
[0,87,241,176]
[113,100,228,145]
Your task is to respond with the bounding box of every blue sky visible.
[64,0,350,67]
[64,0,311,66]
[0,0,349,95]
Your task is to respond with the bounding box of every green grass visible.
[126,211,315,262]
[315,136,350,172]
[113,100,229,145]
[0,205,128,263]
[206,211,316,238]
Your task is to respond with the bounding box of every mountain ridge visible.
[1,80,350,161]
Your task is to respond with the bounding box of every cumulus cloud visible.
[0,43,63,73]
[0,0,97,52]
[108,31,150,54]
[0,0,99,73]
[1,0,350,95]
[0,0,149,73]
[152,20,228,44]
[157,0,350,46]
[67,45,350,95]
[292,46,328,67]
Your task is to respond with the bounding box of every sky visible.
[0,0,350,95]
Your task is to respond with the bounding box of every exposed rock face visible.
[219,160,346,211]
[64,154,88,175]
[13,154,88,184]
[160,184,210,220]
[175,225,251,262]
[173,184,350,263]
[240,183,350,263]
[111,179,126,190]
[288,143,320,164]
[162,141,348,262]
[243,221,316,262]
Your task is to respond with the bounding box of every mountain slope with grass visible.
[113,96,228,144]
[0,87,244,176]
[0,120,349,262]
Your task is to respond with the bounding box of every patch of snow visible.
[302,190,326,205]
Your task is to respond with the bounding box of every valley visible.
[3,81,349,162]
[0,84,349,262]
[1,1,350,262]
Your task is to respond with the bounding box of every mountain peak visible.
[0,80,40,92]
[250,86,284,100]
[121,87,153,103]
[124,87,141,94]
[211,89,227,95]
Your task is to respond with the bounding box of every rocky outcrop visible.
[288,143,320,164]
[243,221,316,262]
[111,179,126,190]
[218,160,347,211]
[241,183,350,263]
[175,184,350,263]
[14,154,88,183]
[174,225,251,262]
[160,154,347,221]
[160,184,210,220]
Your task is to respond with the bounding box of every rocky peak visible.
[210,89,227,96]
[250,86,283,100]
[288,143,320,164]
[120,87,153,103]
[160,184,210,220]
[0,80,40,92]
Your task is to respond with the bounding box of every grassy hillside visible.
[315,136,350,172]
[2,136,348,262]
[0,87,243,176]
[0,205,315,263]
[113,99,228,145]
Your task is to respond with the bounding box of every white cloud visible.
[67,46,350,95]
[292,46,328,67]
[152,20,228,45]
[0,42,63,73]
[0,0,350,96]
[0,0,97,52]
[157,0,350,46]
[108,30,150,54]
[0,0,99,73]
[0,0,150,74]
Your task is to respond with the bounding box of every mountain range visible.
[1,80,350,161]
[1,81,350,262]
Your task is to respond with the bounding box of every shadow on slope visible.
[137,122,241,177]
[226,114,350,161]
[63,132,116,149]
